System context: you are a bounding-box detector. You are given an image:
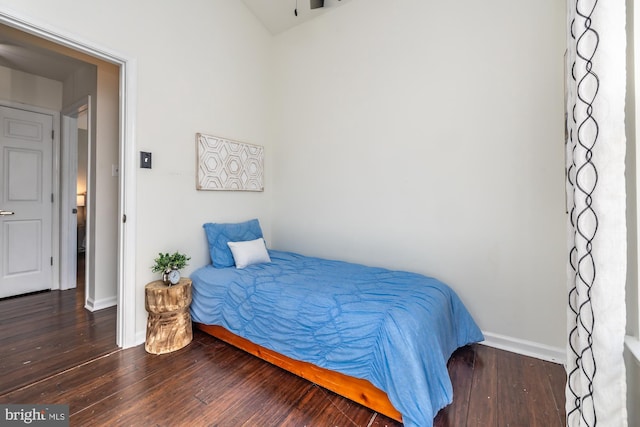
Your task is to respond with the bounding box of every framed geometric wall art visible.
[196,133,264,192]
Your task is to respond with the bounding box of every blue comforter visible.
[190,250,483,426]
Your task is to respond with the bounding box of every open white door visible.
[0,105,53,298]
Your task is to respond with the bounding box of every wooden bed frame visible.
[194,322,403,422]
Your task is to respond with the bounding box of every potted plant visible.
[151,251,190,286]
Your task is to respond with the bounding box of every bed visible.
[190,220,484,427]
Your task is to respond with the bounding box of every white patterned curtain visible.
[565,1,628,426]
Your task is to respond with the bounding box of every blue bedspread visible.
[190,250,483,426]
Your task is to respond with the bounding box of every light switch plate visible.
[140,151,152,169]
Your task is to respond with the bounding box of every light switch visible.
[140,151,152,169]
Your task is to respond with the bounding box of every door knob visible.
[0,210,15,216]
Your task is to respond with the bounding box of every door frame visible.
[0,10,138,348]
[61,97,91,294]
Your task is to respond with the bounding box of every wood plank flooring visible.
[0,278,567,426]
[0,254,117,396]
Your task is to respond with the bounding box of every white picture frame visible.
[196,133,264,191]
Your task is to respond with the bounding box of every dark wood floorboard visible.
[0,260,566,426]
[465,343,499,426]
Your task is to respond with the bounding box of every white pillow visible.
[227,238,271,269]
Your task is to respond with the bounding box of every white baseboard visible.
[85,295,117,312]
[481,331,566,365]
[135,330,146,347]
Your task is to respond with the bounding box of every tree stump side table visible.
[145,278,193,354]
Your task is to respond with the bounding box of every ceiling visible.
[241,0,352,35]
[0,23,93,82]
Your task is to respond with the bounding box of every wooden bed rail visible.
[194,323,403,422]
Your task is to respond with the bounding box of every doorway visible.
[0,12,137,348]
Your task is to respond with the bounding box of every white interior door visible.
[0,105,53,298]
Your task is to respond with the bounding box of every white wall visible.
[626,0,640,423]
[628,2,639,342]
[0,65,61,110]
[271,0,567,357]
[62,59,118,308]
[91,64,119,305]
[0,0,274,335]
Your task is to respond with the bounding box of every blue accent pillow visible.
[203,219,264,267]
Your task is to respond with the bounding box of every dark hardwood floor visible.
[0,261,567,426]
[0,254,118,396]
